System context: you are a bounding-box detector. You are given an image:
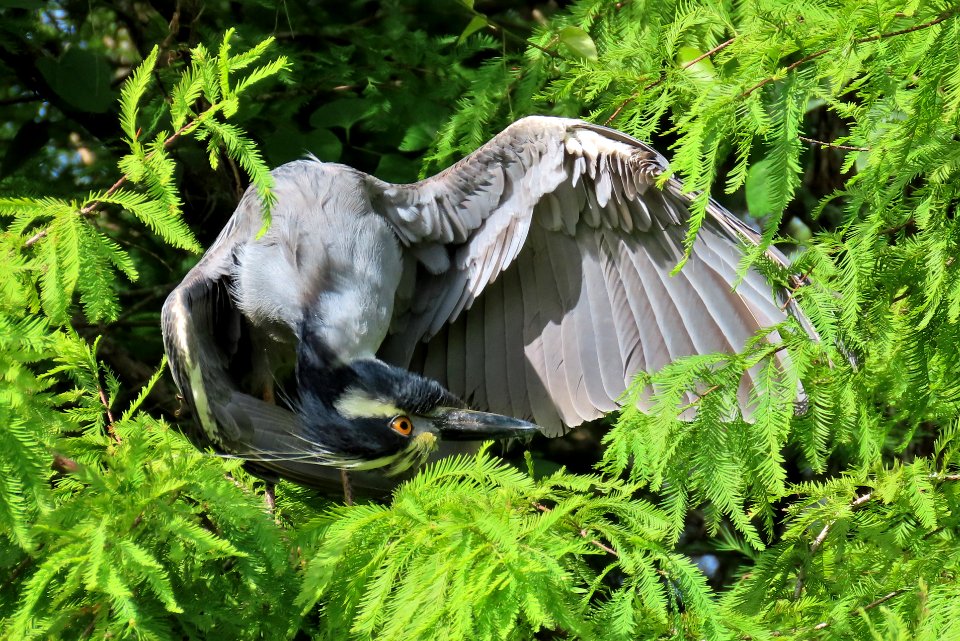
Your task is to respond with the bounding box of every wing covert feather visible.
[371,116,812,433]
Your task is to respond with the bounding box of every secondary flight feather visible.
[161,116,812,486]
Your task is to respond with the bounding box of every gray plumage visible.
[161,116,809,485]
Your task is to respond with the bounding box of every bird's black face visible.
[296,349,540,472]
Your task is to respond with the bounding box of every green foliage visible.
[0,27,302,640]
[3,1,960,639]
[299,448,725,640]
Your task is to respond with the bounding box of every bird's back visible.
[162,116,815,488]
[230,160,404,361]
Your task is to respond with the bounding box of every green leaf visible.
[375,154,421,183]
[745,157,776,218]
[677,46,716,82]
[310,98,375,134]
[458,16,489,44]
[262,126,342,165]
[37,48,116,113]
[558,26,598,62]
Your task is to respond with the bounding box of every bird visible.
[161,115,810,489]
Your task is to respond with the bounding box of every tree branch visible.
[810,589,907,632]
[23,116,207,248]
[794,490,872,598]
[742,10,957,97]
[533,502,619,557]
[605,37,737,125]
[799,135,869,152]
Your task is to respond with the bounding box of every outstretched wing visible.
[370,116,809,435]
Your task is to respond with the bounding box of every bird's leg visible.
[264,481,276,512]
[340,468,353,506]
[262,377,277,512]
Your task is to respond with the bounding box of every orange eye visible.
[390,415,413,436]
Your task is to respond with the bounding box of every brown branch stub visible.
[52,453,81,475]
[931,472,960,480]
[340,469,353,506]
[98,385,120,443]
[862,589,906,611]
[24,229,47,247]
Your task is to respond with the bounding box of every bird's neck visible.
[296,325,357,408]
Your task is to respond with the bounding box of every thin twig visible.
[534,502,619,557]
[798,135,869,152]
[581,529,619,556]
[794,490,872,598]
[22,117,200,249]
[930,473,960,481]
[265,481,277,512]
[23,228,47,247]
[880,218,914,235]
[742,10,956,97]
[0,555,33,593]
[81,615,98,639]
[98,385,120,443]
[811,589,907,631]
[225,154,245,200]
[676,384,721,414]
[779,267,815,311]
[683,37,738,70]
[741,47,829,97]
[605,37,737,125]
[861,589,905,611]
[340,469,354,506]
[809,521,832,553]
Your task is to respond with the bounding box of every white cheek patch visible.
[335,388,402,420]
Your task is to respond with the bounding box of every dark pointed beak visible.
[434,408,542,440]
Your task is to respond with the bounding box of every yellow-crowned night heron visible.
[161,116,809,487]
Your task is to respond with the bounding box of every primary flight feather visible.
[161,116,809,486]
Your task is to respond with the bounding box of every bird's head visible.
[296,344,540,474]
